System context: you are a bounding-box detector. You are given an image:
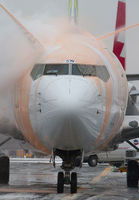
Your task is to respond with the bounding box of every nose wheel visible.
[70,172,77,193]
[53,148,82,193]
[57,171,77,193]
[57,172,64,193]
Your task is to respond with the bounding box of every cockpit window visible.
[72,64,82,75]
[31,64,68,80]
[30,64,45,80]
[72,64,110,82]
[44,64,68,75]
[31,63,110,82]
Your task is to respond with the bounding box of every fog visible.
[0,2,44,126]
[1,0,139,73]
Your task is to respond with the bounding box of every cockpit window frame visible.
[73,64,110,82]
[30,63,110,82]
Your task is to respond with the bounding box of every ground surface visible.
[0,158,138,199]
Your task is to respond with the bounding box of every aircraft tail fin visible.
[113,0,126,70]
[74,0,78,24]
[68,0,78,24]
[68,0,72,19]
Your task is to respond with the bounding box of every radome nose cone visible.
[39,77,99,122]
[31,76,103,151]
[42,76,98,106]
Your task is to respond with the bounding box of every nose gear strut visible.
[52,148,83,193]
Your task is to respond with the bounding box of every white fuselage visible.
[12,32,128,155]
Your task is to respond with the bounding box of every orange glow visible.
[97,23,139,41]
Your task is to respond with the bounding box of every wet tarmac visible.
[0,159,138,199]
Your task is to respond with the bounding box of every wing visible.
[0,133,44,153]
[111,78,139,145]
[111,116,139,146]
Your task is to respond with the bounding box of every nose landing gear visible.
[57,171,77,193]
[53,149,82,193]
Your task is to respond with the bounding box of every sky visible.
[1,0,139,74]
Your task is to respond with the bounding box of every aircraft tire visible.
[70,172,77,194]
[88,155,97,167]
[0,155,9,184]
[57,172,64,193]
[127,160,139,188]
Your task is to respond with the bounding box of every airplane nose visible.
[45,77,96,114]
[41,76,100,120]
[31,76,104,152]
